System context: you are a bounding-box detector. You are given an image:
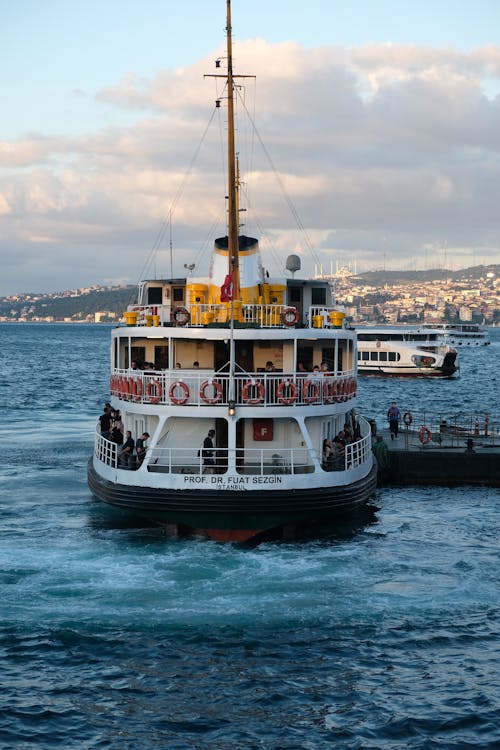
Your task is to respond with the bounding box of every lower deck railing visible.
[93,431,372,476]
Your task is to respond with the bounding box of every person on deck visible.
[202,429,216,474]
[135,432,150,467]
[118,431,135,468]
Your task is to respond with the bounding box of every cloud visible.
[1,39,500,293]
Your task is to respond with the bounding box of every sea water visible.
[0,323,499,749]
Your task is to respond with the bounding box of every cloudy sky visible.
[2,0,500,295]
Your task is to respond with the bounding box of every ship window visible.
[289,287,301,303]
[361,351,369,361]
[311,287,326,305]
[388,352,396,361]
[379,351,387,361]
[147,287,163,305]
[173,287,184,302]
[370,352,378,361]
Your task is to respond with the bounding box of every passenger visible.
[135,432,150,467]
[320,361,329,373]
[387,401,401,440]
[131,361,138,370]
[99,408,111,439]
[322,438,335,470]
[265,361,275,372]
[202,429,216,474]
[118,430,135,468]
[193,361,200,368]
[175,362,181,369]
[297,361,307,375]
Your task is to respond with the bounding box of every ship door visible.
[235,341,253,373]
[214,341,230,371]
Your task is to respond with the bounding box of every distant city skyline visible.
[2,0,500,295]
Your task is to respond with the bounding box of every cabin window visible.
[311,287,326,305]
[289,288,301,304]
[154,345,169,369]
[379,351,387,361]
[370,352,378,361]
[173,287,184,302]
[147,287,163,305]
[361,351,369,361]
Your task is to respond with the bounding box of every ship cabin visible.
[102,270,369,479]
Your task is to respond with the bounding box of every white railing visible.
[110,369,357,408]
[94,431,118,468]
[147,446,313,475]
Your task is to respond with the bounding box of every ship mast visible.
[226,0,240,302]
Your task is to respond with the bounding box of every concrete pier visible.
[372,424,500,488]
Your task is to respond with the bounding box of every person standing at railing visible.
[202,429,216,474]
[99,407,111,439]
[135,432,150,467]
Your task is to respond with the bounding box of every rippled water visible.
[0,324,499,749]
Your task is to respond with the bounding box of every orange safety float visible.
[241,380,265,405]
[403,411,413,426]
[302,379,319,404]
[168,380,188,405]
[281,307,299,327]
[419,426,432,445]
[200,379,223,404]
[322,380,335,403]
[144,379,163,404]
[130,378,143,402]
[277,380,298,405]
[171,306,190,326]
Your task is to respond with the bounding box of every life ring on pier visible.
[302,379,319,404]
[403,411,413,426]
[419,426,432,445]
[281,307,299,327]
[242,380,265,405]
[168,381,189,405]
[171,306,190,326]
[200,379,223,404]
[277,380,297,405]
[145,379,163,404]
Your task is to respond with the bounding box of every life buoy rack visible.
[419,426,432,445]
[145,379,163,404]
[403,411,413,426]
[281,307,299,327]
[302,379,319,404]
[241,380,265,405]
[171,306,190,326]
[200,379,223,404]
[168,380,189,405]
[277,380,297,405]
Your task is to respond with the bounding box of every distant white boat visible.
[355,326,459,377]
[418,322,490,347]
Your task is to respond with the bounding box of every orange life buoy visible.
[241,380,265,405]
[130,378,143,402]
[200,379,223,404]
[403,411,413,426]
[145,379,163,404]
[302,379,319,404]
[168,381,189,405]
[323,380,335,403]
[419,426,431,445]
[171,306,190,326]
[277,380,297,405]
[281,307,300,327]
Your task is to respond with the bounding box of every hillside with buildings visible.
[0,265,498,324]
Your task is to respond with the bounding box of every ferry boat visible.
[419,322,490,347]
[355,327,459,377]
[87,0,377,542]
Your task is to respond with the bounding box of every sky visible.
[2,0,500,295]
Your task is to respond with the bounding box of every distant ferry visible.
[355,326,459,377]
[418,322,490,347]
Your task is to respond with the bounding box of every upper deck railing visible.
[124,304,346,330]
[110,369,357,407]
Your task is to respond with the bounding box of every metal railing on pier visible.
[382,410,498,448]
